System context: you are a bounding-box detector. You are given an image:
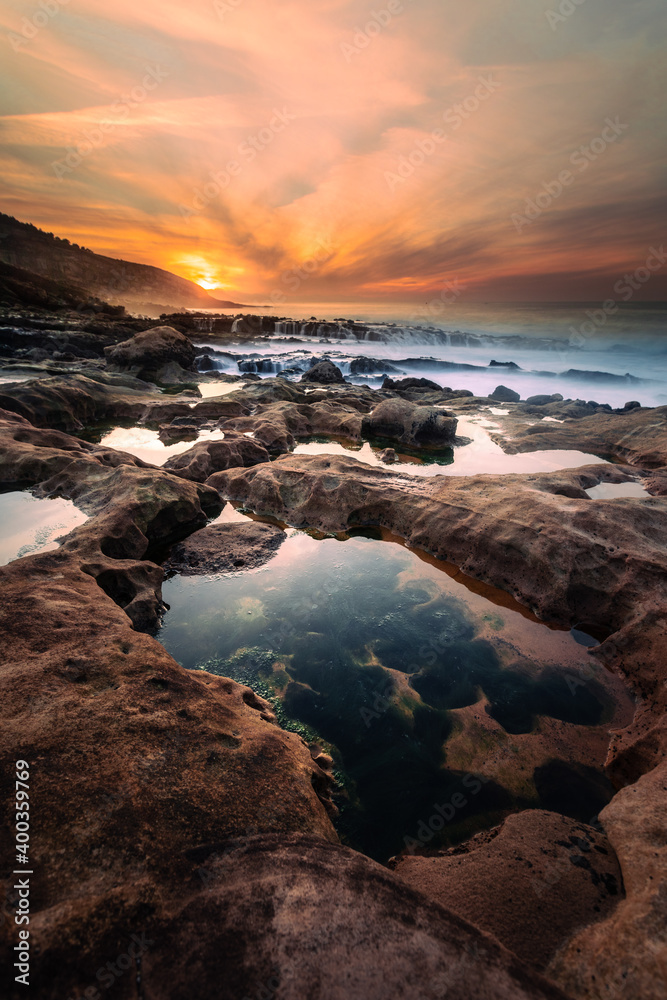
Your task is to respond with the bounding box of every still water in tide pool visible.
[159,531,632,860]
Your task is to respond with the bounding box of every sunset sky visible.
[1,0,666,302]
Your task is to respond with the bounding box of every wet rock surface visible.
[0,416,339,999]
[500,403,667,468]
[164,520,286,575]
[219,398,365,453]
[163,434,270,481]
[210,453,666,632]
[361,397,458,447]
[1,346,666,999]
[138,834,571,1000]
[392,810,622,972]
[300,359,346,383]
[548,761,667,1000]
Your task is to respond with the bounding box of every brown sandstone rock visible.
[209,455,666,769]
[138,834,571,1000]
[0,372,156,431]
[2,377,666,1000]
[220,399,364,453]
[393,810,622,972]
[0,416,340,999]
[361,397,458,447]
[209,455,667,634]
[158,421,199,444]
[300,359,345,383]
[0,414,222,628]
[548,761,667,1000]
[163,434,270,482]
[104,325,196,380]
[0,553,338,999]
[0,406,572,1000]
[507,405,667,468]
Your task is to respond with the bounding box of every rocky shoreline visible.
[0,319,665,999]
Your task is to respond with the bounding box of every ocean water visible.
[194,301,667,408]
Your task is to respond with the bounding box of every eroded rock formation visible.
[1,355,666,1000]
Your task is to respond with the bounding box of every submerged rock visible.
[393,810,622,972]
[164,520,285,575]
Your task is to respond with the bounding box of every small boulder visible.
[362,398,457,448]
[158,423,199,445]
[526,393,564,406]
[383,376,442,392]
[490,385,520,403]
[104,326,196,380]
[197,354,216,372]
[163,435,270,482]
[350,357,400,375]
[301,360,345,384]
[379,448,398,464]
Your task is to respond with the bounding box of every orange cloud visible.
[1,0,665,301]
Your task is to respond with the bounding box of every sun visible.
[172,254,223,291]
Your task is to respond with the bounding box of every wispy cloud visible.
[1,0,665,299]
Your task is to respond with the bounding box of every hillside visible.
[0,213,246,315]
[0,259,128,316]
